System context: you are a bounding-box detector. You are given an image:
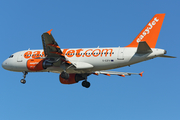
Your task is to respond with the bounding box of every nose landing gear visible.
[20,79,26,84]
[20,71,28,84]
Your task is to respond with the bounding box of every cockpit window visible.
[9,55,14,58]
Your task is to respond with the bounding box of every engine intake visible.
[43,60,53,69]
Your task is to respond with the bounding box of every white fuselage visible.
[2,47,166,73]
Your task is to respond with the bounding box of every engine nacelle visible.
[59,74,85,84]
[27,59,53,71]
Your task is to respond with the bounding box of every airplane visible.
[2,13,175,88]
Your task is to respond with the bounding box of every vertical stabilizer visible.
[126,14,165,48]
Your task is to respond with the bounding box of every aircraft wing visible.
[41,29,65,58]
[41,29,72,64]
[93,70,144,77]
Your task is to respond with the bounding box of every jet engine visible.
[59,74,85,84]
[27,59,53,71]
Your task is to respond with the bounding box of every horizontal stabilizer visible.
[158,55,176,58]
[136,41,152,54]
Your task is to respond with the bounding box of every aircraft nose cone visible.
[2,60,7,69]
[2,60,9,70]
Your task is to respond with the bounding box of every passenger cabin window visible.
[9,55,14,58]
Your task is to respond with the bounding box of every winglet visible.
[47,29,53,35]
[139,71,144,77]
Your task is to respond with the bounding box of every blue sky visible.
[0,0,180,120]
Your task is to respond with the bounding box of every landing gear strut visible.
[60,71,69,79]
[20,71,28,84]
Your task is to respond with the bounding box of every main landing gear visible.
[82,80,90,88]
[20,71,28,84]
[81,75,90,88]
[61,71,91,88]
[60,71,69,79]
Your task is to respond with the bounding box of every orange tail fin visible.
[126,14,165,48]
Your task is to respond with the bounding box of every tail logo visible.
[136,17,159,43]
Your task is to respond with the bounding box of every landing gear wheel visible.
[20,79,26,84]
[82,81,90,88]
[20,71,28,84]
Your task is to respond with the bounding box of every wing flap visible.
[73,62,93,69]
